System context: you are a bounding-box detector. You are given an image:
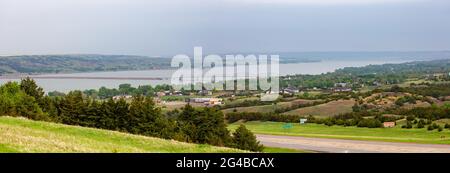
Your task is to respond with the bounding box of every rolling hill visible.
[0,54,171,75]
[0,116,242,153]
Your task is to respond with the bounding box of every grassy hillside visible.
[222,99,317,114]
[0,116,242,153]
[229,121,450,145]
[282,99,355,118]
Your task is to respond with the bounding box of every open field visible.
[229,121,450,145]
[263,146,313,153]
[0,116,243,153]
[222,99,318,114]
[282,99,355,118]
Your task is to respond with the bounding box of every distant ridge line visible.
[0,76,166,80]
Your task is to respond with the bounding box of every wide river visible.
[0,60,408,92]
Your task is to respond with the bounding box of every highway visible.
[257,134,450,153]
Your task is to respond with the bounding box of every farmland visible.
[222,99,318,114]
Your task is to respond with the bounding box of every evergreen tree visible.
[0,82,45,120]
[58,91,86,125]
[127,95,173,139]
[232,125,263,152]
[20,77,44,102]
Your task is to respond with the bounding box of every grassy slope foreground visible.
[0,117,242,153]
[229,121,450,145]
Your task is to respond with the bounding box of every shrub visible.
[445,123,450,129]
[417,120,425,128]
[406,121,413,129]
[432,123,440,129]
[325,120,335,126]
[357,119,382,128]
[406,115,415,122]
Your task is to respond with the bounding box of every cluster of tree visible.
[398,83,450,98]
[225,112,314,124]
[395,95,417,106]
[0,78,263,152]
[399,115,449,132]
[427,123,444,131]
[313,111,402,128]
[83,84,173,99]
[0,81,46,120]
[220,99,276,110]
[401,117,430,129]
[394,105,450,121]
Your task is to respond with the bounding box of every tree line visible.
[0,78,263,152]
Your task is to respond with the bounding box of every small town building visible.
[112,95,132,100]
[187,98,222,105]
[299,118,307,124]
[156,92,166,97]
[332,87,352,92]
[334,82,348,87]
[198,90,212,96]
[383,122,396,128]
[282,86,300,94]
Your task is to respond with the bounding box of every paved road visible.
[257,134,450,153]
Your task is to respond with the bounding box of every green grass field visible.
[229,121,450,145]
[263,147,313,153]
[0,116,243,153]
[222,99,318,114]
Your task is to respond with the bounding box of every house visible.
[332,87,352,92]
[186,98,223,106]
[206,98,222,106]
[383,122,396,128]
[282,86,300,94]
[156,92,166,97]
[198,90,212,96]
[112,95,132,100]
[299,118,307,124]
[187,98,211,103]
[173,90,183,96]
[372,81,382,86]
[334,82,348,87]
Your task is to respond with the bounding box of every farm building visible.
[282,86,300,94]
[383,122,396,128]
[334,82,348,87]
[112,95,133,100]
[156,92,166,97]
[186,98,223,106]
[332,87,352,92]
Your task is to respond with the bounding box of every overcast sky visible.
[0,0,449,56]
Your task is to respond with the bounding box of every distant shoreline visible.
[0,75,166,80]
